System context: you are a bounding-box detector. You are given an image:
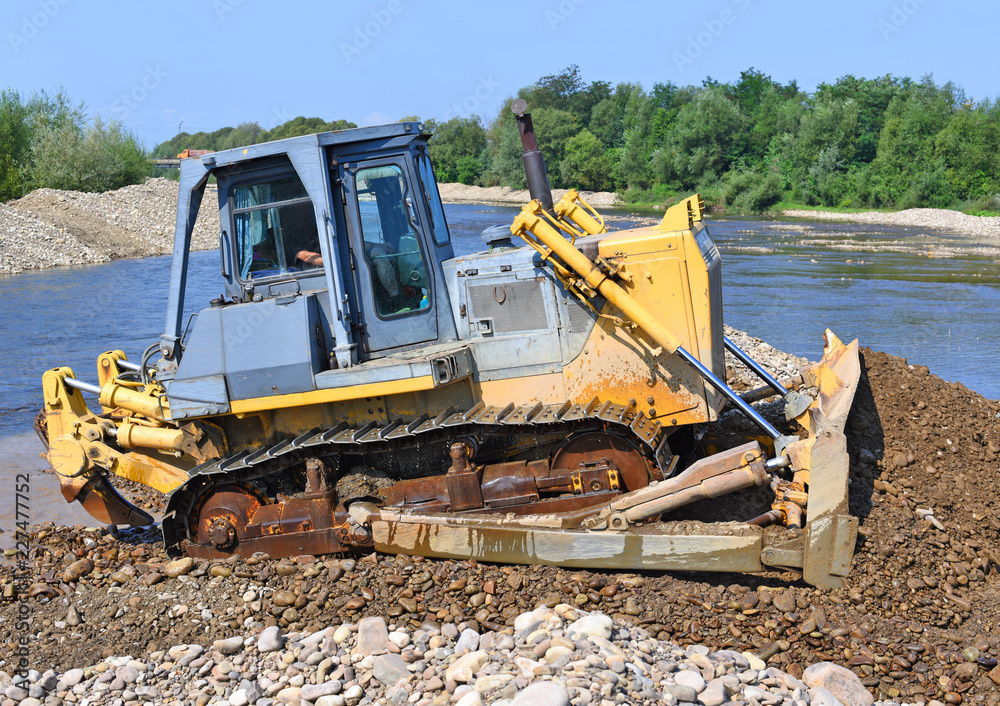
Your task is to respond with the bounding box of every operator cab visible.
[160,123,461,419]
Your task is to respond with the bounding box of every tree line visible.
[3,70,998,214]
[426,66,1000,214]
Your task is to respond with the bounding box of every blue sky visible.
[4,0,998,149]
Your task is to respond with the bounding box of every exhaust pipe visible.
[512,99,554,213]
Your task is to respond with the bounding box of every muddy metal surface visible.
[3,349,1000,703]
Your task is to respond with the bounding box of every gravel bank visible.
[1,178,219,276]
[437,183,622,209]
[781,208,1000,238]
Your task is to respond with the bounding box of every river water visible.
[1,204,998,532]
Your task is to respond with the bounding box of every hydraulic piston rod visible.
[64,377,102,395]
[724,336,788,397]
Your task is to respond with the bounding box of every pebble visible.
[214,636,245,655]
[258,626,285,652]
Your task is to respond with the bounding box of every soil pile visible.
[3,349,1000,704]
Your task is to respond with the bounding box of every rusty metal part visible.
[184,457,372,560]
[194,485,263,548]
[608,441,769,524]
[550,432,659,490]
[445,441,484,511]
[59,473,153,527]
[33,411,49,449]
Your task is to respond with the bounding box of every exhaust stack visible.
[512,99,554,212]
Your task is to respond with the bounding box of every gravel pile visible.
[781,209,1000,238]
[723,325,813,390]
[0,205,109,274]
[1,178,219,276]
[0,599,876,706]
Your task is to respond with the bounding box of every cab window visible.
[355,165,431,317]
[416,153,450,246]
[232,173,321,280]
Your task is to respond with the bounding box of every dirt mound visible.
[5,349,1000,702]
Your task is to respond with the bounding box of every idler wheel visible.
[194,485,263,551]
[551,432,656,491]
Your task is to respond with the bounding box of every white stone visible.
[475,673,514,693]
[456,691,483,706]
[61,669,85,688]
[510,681,570,706]
[673,669,706,693]
[802,662,873,706]
[566,613,613,641]
[316,696,346,706]
[700,677,727,706]
[809,686,845,706]
[742,651,766,671]
[445,650,488,682]
[257,626,285,652]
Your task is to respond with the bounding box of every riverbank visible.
[781,207,1000,237]
[4,178,999,276]
[436,183,622,208]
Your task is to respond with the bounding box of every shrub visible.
[721,168,783,213]
[29,117,150,193]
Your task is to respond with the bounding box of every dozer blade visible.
[350,330,862,589]
[58,473,154,527]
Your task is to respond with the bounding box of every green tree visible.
[427,116,487,183]
[652,86,745,188]
[0,89,31,200]
[559,129,612,191]
[933,99,1000,200]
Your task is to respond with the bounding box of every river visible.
[1,204,998,533]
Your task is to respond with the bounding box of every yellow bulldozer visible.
[37,103,860,588]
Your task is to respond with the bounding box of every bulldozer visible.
[37,102,861,589]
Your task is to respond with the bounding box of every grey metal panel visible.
[202,123,423,170]
[467,280,548,333]
[167,307,230,418]
[161,162,211,367]
[315,346,473,389]
[559,289,599,363]
[469,334,564,380]
[222,296,323,400]
[167,376,230,419]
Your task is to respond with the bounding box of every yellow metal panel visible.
[229,375,437,415]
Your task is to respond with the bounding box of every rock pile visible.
[1,178,218,275]
[0,204,109,274]
[0,602,876,706]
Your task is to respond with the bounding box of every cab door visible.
[336,157,438,355]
